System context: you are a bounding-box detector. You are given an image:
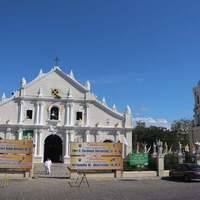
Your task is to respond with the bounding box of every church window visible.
[76,112,82,121]
[197,95,200,105]
[106,118,110,125]
[26,110,33,119]
[50,106,59,120]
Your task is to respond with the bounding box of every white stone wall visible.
[25,71,85,99]
[89,104,122,127]
[0,67,133,163]
[0,100,18,124]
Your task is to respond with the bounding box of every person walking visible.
[44,158,52,174]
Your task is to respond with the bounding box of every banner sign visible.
[70,142,122,156]
[129,153,148,166]
[70,142,123,171]
[70,155,123,170]
[0,154,32,170]
[0,140,33,154]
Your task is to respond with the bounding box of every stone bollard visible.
[157,154,164,177]
[178,152,184,164]
[114,170,123,178]
[196,153,200,165]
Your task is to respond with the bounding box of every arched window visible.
[50,106,59,120]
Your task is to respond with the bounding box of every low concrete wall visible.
[0,172,29,178]
[123,171,157,178]
[70,170,170,179]
[70,172,115,179]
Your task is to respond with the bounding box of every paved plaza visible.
[0,178,200,200]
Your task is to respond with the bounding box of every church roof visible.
[0,65,130,119]
[23,66,89,93]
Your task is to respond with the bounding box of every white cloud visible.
[133,117,170,129]
[91,73,144,85]
[140,107,149,112]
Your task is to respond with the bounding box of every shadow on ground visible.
[161,176,200,183]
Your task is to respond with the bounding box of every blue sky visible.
[0,0,200,126]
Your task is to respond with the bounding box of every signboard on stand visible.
[0,140,33,154]
[70,142,123,171]
[0,154,32,170]
[0,139,33,171]
[70,142,122,156]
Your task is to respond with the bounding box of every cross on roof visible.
[53,57,59,66]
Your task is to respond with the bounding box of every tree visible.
[132,126,179,153]
[171,119,193,146]
[171,119,193,135]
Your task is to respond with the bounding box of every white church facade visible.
[0,66,133,163]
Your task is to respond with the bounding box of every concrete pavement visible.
[0,178,200,200]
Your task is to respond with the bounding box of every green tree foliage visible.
[132,125,190,153]
[171,119,193,146]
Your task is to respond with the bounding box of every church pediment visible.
[21,67,88,99]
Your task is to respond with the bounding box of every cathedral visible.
[0,66,133,163]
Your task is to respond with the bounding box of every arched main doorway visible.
[44,135,63,163]
[103,139,113,143]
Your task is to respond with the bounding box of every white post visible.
[64,131,70,158]
[18,101,24,124]
[125,131,132,156]
[39,102,44,125]
[116,131,121,142]
[65,104,70,126]
[37,103,40,125]
[37,130,42,156]
[85,104,89,126]
[34,102,40,125]
[85,130,90,142]
[39,131,42,157]
[95,131,99,142]
[70,103,74,126]
[6,128,11,139]
[70,131,74,142]
[18,128,23,140]
[3,131,6,139]
[33,129,38,157]
[64,104,67,126]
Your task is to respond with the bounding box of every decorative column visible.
[33,129,38,157]
[34,102,40,125]
[125,131,132,157]
[18,101,24,124]
[116,131,121,142]
[157,154,165,177]
[94,130,100,142]
[37,130,42,157]
[3,130,6,139]
[18,128,23,140]
[64,131,70,158]
[85,103,89,126]
[69,130,75,142]
[39,102,44,125]
[85,130,90,142]
[64,103,70,126]
[6,128,11,139]
[70,103,74,126]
